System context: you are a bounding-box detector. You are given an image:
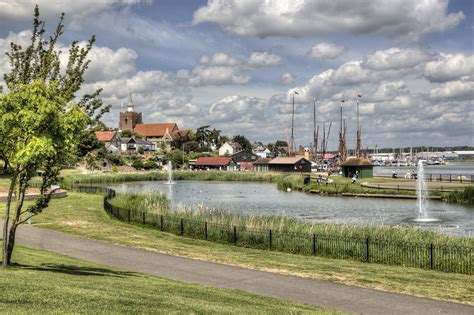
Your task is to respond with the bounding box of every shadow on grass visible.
[11,263,138,278]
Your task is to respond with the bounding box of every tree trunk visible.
[3,180,25,268]
[5,223,18,265]
[2,175,16,268]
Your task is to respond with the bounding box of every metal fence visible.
[99,187,472,275]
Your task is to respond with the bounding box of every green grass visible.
[0,245,330,314]
[3,192,472,305]
[446,186,474,205]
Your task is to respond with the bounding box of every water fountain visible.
[165,160,175,185]
[414,160,438,222]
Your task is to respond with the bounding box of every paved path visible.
[2,222,472,314]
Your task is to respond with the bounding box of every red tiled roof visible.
[254,158,271,165]
[196,157,233,166]
[95,131,116,142]
[172,129,192,140]
[134,123,177,137]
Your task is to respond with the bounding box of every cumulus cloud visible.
[189,65,251,86]
[307,42,345,59]
[424,53,474,82]
[0,0,144,26]
[83,46,137,82]
[280,73,296,85]
[430,79,474,100]
[248,52,282,67]
[193,0,464,41]
[199,52,242,66]
[364,48,433,71]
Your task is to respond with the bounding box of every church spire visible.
[127,89,134,112]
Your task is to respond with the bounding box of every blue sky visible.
[0,0,473,149]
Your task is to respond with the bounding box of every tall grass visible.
[446,186,474,205]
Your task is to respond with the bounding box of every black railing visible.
[99,187,472,275]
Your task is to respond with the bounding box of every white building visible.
[218,141,243,156]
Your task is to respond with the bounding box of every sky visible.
[0,0,473,150]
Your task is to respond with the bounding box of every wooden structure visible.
[340,158,373,178]
[268,157,311,173]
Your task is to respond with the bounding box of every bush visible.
[131,159,144,170]
[143,160,158,170]
[106,153,124,166]
[447,186,474,205]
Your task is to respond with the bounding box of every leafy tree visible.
[0,7,108,268]
[275,140,288,147]
[195,125,210,148]
[143,160,158,170]
[233,135,252,152]
[121,129,134,138]
[131,158,144,170]
[164,149,186,168]
[77,131,104,157]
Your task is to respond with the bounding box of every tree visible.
[195,125,211,148]
[233,135,252,152]
[0,7,108,268]
[164,150,186,168]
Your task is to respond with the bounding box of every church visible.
[118,92,191,149]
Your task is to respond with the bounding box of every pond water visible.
[109,180,474,237]
[374,162,474,180]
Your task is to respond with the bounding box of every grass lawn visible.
[3,192,472,305]
[0,245,331,314]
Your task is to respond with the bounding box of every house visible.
[134,123,190,151]
[253,158,271,172]
[256,149,271,159]
[268,156,311,172]
[120,137,155,155]
[340,158,373,178]
[219,141,242,156]
[195,157,238,171]
[95,131,119,147]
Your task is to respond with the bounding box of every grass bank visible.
[3,192,472,304]
[0,244,328,314]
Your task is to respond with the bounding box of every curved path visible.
[2,222,472,314]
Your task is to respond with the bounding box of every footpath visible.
[1,222,473,314]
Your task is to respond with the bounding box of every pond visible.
[109,180,474,237]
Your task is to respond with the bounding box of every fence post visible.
[366,238,370,262]
[128,209,131,223]
[269,229,272,250]
[204,221,208,240]
[439,174,442,182]
[233,226,237,244]
[430,243,434,269]
[430,174,432,181]
[160,215,164,231]
[312,234,316,255]
[449,174,451,183]
[142,211,146,225]
[180,218,184,236]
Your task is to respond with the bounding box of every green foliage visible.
[143,160,158,170]
[105,153,124,166]
[446,186,474,205]
[164,149,186,167]
[77,130,104,157]
[131,159,144,170]
[120,129,134,137]
[232,135,252,151]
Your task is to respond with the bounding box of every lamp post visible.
[290,90,299,156]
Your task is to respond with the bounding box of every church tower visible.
[119,90,142,131]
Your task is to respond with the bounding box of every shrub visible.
[131,159,144,170]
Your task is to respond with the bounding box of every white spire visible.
[127,89,134,112]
